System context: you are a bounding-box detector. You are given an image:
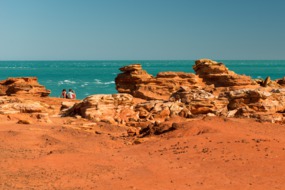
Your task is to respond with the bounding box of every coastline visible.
[1,60,285,99]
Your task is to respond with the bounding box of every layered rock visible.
[193,59,258,89]
[170,86,228,115]
[63,94,190,127]
[223,88,285,122]
[115,64,205,100]
[225,89,285,112]
[64,94,138,125]
[134,100,185,123]
[64,59,285,126]
[0,96,50,114]
[0,77,51,97]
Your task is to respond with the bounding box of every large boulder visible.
[115,64,206,100]
[0,77,51,97]
[193,59,258,89]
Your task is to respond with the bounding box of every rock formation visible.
[63,59,285,126]
[170,86,228,115]
[63,93,138,125]
[0,96,53,123]
[115,64,205,100]
[223,88,285,122]
[134,100,185,122]
[193,59,258,89]
[115,59,264,101]
[0,77,51,97]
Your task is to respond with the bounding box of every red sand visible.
[1,112,285,190]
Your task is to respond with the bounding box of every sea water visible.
[0,60,284,100]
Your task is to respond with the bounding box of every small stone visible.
[17,119,31,125]
[133,138,143,144]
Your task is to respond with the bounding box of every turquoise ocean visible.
[0,60,284,100]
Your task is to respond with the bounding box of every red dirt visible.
[1,104,285,189]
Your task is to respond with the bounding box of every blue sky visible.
[0,0,284,60]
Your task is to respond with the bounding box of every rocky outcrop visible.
[63,89,227,127]
[63,94,138,125]
[223,88,285,122]
[63,94,191,126]
[0,77,51,97]
[193,59,258,89]
[0,96,50,114]
[115,64,206,100]
[115,59,263,101]
[134,100,185,123]
[170,86,228,115]
[115,64,153,95]
[63,59,285,127]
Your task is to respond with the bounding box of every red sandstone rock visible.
[2,59,281,126]
[112,59,285,124]
[64,94,138,125]
[223,88,285,122]
[134,100,185,123]
[170,86,228,115]
[115,64,205,100]
[0,77,51,97]
[193,59,258,89]
[0,96,52,124]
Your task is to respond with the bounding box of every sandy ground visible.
[1,99,285,189]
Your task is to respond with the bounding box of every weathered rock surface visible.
[170,86,228,115]
[66,59,285,126]
[115,64,205,100]
[64,94,138,125]
[0,96,51,114]
[0,77,51,97]
[134,100,185,122]
[228,89,285,112]
[3,58,283,130]
[223,88,285,122]
[193,59,258,89]
[64,93,190,126]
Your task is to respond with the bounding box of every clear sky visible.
[0,0,284,60]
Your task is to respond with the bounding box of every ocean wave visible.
[80,83,89,87]
[58,80,77,85]
[94,79,115,85]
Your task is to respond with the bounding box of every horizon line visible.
[1,59,285,61]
